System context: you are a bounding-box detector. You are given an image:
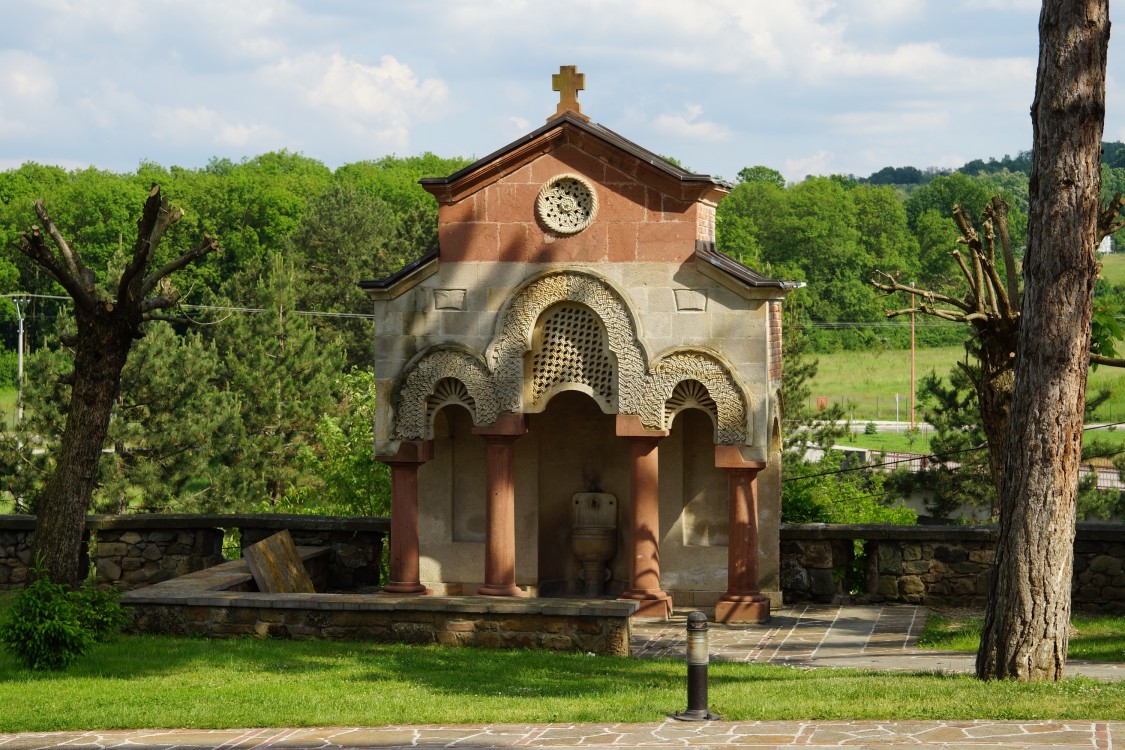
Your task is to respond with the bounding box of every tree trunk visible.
[31,306,133,587]
[976,0,1108,681]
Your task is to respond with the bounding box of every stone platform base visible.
[121,553,636,655]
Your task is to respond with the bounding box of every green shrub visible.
[70,582,128,642]
[0,565,128,671]
[0,575,91,670]
[864,421,878,435]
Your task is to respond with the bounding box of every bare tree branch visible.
[871,270,973,312]
[140,234,219,297]
[1090,353,1125,367]
[986,197,1020,306]
[119,186,184,307]
[17,226,96,313]
[33,200,97,296]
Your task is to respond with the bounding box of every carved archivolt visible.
[489,271,646,414]
[641,350,748,444]
[393,348,499,440]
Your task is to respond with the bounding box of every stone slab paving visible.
[631,604,1125,681]
[0,721,1118,750]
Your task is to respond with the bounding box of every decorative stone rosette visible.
[536,174,598,234]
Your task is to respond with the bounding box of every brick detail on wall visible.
[696,204,716,243]
[768,300,784,385]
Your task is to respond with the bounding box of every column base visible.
[380,582,430,595]
[477,583,525,597]
[619,590,673,619]
[715,593,770,623]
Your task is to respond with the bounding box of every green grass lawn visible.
[837,424,1125,456]
[1101,252,1125,287]
[919,612,1125,663]
[810,346,1125,423]
[0,634,1123,731]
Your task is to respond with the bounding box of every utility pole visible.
[13,295,27,427]
[910,282,916,429]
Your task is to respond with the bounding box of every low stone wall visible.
[123,553,635,655]
[0,514,389,591]
[0,517,35,588]
[781,523,1125,613]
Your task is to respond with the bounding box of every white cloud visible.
[829,108,950,137]
[152,106,281,149]
[653,104,731,142]
[0,51,58,138]
[783,150,834,181]
[261,53,448,150]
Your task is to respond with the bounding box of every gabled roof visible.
[419,111,730,205]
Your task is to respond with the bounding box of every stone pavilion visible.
[360,67,797,621]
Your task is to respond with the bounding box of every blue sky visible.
[1,0,1122,182]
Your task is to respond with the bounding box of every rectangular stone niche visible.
[121,549,636,655]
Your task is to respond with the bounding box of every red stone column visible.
[377,440,433,594]
[616,416,672,618]
[473,415,527,597]
[714,446,770,623]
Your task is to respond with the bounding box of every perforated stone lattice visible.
[536,174,597,234]
[530,303,615,406]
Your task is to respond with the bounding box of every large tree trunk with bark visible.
[31,308,134,585]
[976,0,1109,681]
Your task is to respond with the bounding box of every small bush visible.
[864,421,878,435]
[70,582,128,642]
[0,575,92,670]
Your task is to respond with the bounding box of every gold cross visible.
[551,65,589,121]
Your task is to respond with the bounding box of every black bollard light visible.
[671,610,720,721]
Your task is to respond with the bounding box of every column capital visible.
[714,445,767,471]
[377,440,433,465]
[615,414,669,440]
[472,413,527,438]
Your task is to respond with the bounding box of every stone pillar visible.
[616,416,672,618]
[473,415,528,596]
[377,440,433,594]
[714,446,770,623]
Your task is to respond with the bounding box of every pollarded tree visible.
[13,187,218,585]
[871,193,1125,519]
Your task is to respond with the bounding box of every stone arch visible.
[641,349,749,445]
[488,270,646,415]
[392,346,499,440]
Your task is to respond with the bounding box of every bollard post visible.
[671,610,720,721]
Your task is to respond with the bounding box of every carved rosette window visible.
[536,174,598,234]
[530,303,615,409]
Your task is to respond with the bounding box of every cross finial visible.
[550,65,590,122]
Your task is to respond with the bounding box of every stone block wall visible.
[0,514,389,592]
[781,523,1124,613]
[0,518,34,589]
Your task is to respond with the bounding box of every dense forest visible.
[2,145,1124,518]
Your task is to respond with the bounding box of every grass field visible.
[0,634,1122,730]
[919,611,1125,663]
[809,345,1125,423]
[838,424,1125,455]
[1101,252,1125,287]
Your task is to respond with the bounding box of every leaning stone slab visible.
[242,530,315,594]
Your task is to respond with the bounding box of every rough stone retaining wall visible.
[781,523,1124,613]
[0,514,389,591]
[123,552,635,655]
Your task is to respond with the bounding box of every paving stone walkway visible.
[632,604,1125,681]
[1,604,1121,749]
